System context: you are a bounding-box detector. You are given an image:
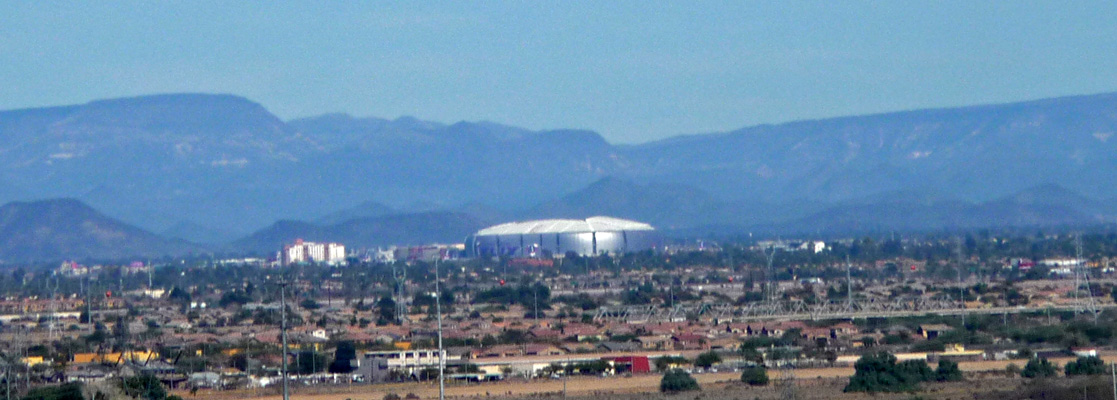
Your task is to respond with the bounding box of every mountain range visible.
[0,199,201,263]
[1,92,1116,261]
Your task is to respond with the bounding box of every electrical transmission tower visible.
[1073,234,1099,323]
[765,246,778,302]
[391,263,408,324]
[845,255,853,312]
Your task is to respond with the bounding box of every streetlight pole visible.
[280,280,290,400]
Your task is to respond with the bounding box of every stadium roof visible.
[475,216,654,236]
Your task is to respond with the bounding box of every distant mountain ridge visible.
[229,211,490,254]
[523,178,1117,237]
[620,92,1117,203]
[0,198,202,262]
[1,92,1117,247]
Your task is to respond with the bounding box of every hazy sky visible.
[3,2,1117,143]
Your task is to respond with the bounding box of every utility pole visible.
[434,260,445,400]
[87,281,94,334]
[279,280,290,400]
[956,237,966,327]
[48,275,58,341]
[1074,235,1082,314]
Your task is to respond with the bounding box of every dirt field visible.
[187,356,1116,400]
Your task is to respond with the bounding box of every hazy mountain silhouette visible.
[314,200,397,226]
[2,92,1117,246]
[620,92,1117,204]
[0,199,202,262]
[229,211,491,254]
[766,185,1114,235]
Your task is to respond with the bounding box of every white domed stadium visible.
[466,216,659,258]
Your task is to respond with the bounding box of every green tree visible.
[694,351,722,369]
[121,374,167,400]
[218,290,252,308]
[300,298,321,310]
[659,369,699,393]
[295,350,328,375]
[376,296,397,324]
[1021,357,1057,379]
[739,346,763,365]
[844,352,934,393]
[895,360,935,383]
[1064,356,1106,376]
[329,341,357,373]
[860,336,876,347]
[229,353,249,372]
[740,366,769,386]
[654,355,689,371]
[934,359,963,382]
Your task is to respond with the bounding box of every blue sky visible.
[3,2,1117,143]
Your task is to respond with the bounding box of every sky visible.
[3,2,1117,144]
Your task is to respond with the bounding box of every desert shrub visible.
[1064,356,1106,376]
[660,369,700,393]
[740,366,769,386]
[844,351,935,393]
[1005,363,1022,377]
[1021,357,1057,379]
[935,359,963,381]
[21,382,85,400]
[896,360,935,382]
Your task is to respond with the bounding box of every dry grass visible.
[183,356,1117,400]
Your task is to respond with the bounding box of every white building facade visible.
[281,239,347,266]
